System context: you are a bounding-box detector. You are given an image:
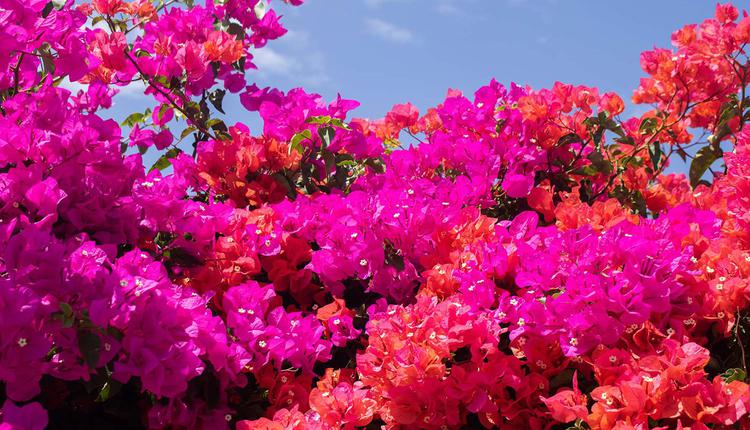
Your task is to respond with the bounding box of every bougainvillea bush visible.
[3,1,750,429]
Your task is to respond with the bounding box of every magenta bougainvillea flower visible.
[3,0,750,429]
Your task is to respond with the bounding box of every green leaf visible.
[556,133,581,147]
[149,148,182,172]
[306,115,332,125]
[721,368,747,383]
[328,118,350,130]
[207,118,228,133]
[157,103,172,123]
[180,126,197,140]
[59,302,73,317]
[97,381,111,402]
[254,0,267,19]
[41,2,54,18]
[689,144,723,187]
[122,112,146,128]
[586,151,613,175]
[639,117,660,135]
[78,331,101,369]
[289,130,311,155]
[318,126,335,149]
[648,141,662,171]
[208,89,226,114]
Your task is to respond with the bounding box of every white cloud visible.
[57,78,147,99]
[251,44,331,88]
[364,0,408,7]
[57,77,87,94]
[253,48,296,76]
[115,80,148,98]
[365,18,414,44]
[436,2,461,15]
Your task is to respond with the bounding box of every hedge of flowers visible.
[1,0,750,429]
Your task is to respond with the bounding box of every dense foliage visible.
[2,1,750,429]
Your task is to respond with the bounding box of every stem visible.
[736,309,747,374]
[123,50,220,142]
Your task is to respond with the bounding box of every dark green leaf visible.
[41,2,54,18]
[122,112,146,128]
[289,130,311,155]
[59,302,73,317]
[207,118,228,133]
[689,144,723,187]
[208,89,226,114]
[648,141,662,171]
[318,126,335,149]
[639,117,660,135]
[78,331,101,369]
[180,126,197,140]
[556,133,581,147]
[721,368,746,383]
[149,148,182,172]
[586,151,613,175]
[306,115,332,125]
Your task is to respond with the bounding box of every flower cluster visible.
[3,1,750,429]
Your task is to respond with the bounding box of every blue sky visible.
[245,0,720,118]
[106,0,726,170]
[109,0,723,121]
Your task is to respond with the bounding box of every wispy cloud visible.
[434,0,479,17]
[364,0,409,7]
[253,48,296,75]
[250,32,331,88]
[436,2,461,15]
[365,18,414,44]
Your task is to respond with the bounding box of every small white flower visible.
[17,338,27,348]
